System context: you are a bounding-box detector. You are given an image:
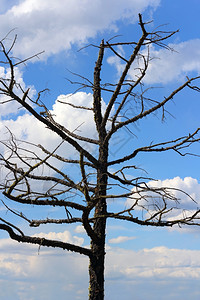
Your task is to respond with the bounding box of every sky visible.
[0,0,200,299]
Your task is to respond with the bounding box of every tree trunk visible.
[89,142,108,300]
[89,207,106,300]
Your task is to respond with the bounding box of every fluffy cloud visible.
[0,92,99,194]
[0,0,160,58]
[108,39,200,84]
[0,92,97,147]
[138,40,200,84]
[51,93,98,140]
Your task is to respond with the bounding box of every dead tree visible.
[0,15,200,300]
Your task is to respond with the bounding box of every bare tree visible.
[0,14,200,300]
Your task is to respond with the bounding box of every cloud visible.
[0,92,97,149]
[74,225,86,234]
[0,0,160,58]
[0,92,98,162]
[0,238,89,300]
[145,176,200,209]
[51,93,98,140]
[0,238,200,299]
[127,176,200,209]
[126,177,200,231]
[106,246,200,280]
[138,40,200,84]
[108,235,136,244]
[108,39,200,85]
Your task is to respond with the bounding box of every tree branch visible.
[0,224,92,257]
[102,14,148,128]
[106,76,200,143]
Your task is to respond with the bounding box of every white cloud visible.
[125,176,200,234]
[108,235,136,244]
[51,93,98,140]
[108,39,200,85]
[0,0,160,58]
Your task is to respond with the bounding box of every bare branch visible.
[105,76,200,144]
[93,39,104,133]
[108,127,200,166]
[0,224,92,257]
[102,14,148,128]
[29,217,84,227]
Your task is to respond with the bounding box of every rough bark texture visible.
[88,39,108,299]
[89,141,108,299]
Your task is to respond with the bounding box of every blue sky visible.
[0,0,200,299]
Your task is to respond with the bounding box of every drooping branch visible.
[0,224,92,257]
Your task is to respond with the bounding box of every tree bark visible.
[89,141,108,300]
[89,203,106,300]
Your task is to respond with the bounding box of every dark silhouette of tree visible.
[0,14,200,299]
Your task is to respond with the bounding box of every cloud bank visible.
[0,237,200,299]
